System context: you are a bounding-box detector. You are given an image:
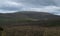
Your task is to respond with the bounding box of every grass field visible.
[1,26,60,36]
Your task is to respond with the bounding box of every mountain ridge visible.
[0,11,60,20]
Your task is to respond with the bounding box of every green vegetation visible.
[0,11,60,36]
[0,18,60,27]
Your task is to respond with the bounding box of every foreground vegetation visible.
[0,18,60,36]
[1,26,60,36]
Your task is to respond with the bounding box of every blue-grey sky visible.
[0,0,60,15]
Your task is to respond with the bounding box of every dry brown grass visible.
[2,26,60,36]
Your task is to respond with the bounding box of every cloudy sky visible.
[0,0,60,15]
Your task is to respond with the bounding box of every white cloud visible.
[0,0,60,15]
[5,1,24,7]
[21,6,60,12]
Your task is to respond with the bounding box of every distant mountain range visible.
[0,11,60,20]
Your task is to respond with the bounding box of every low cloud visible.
[0,0,60,15]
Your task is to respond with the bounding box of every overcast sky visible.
[0,0,60,15]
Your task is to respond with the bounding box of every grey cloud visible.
[0,0,23,11]
[0,6,20,11]
[0,0,60,15]
[11,0,57,6]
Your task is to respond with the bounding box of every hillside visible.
[0,11,60,19]
[0,11,60,27]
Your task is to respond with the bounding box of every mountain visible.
[0,11,60,20]
[0,11,60,26]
